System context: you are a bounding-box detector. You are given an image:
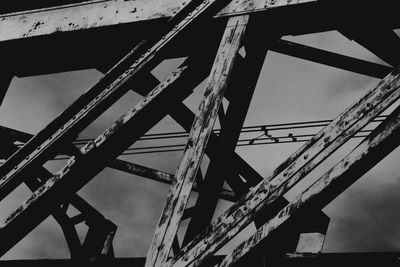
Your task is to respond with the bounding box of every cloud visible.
[324,149,400,252]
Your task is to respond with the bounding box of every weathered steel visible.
[183,18,274,244]
[0,123,234,201]
[168,67,400,266]
[270,39,392,79]
[168,103,264,197]
[0,42,219,256]
[0,0,316,43]
[219,88,400,266]
[145,14,249,267]
[109,159,236,201]
[0,0,233,202]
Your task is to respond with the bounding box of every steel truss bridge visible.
[1,0,400,266]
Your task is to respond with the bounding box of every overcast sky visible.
[1,28,400,260]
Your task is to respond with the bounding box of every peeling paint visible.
[168,69,400,266]
[145,14,248,267]
[219,102,400,266]
[0,0,316,42]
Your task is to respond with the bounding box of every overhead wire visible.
[43,115,386,160]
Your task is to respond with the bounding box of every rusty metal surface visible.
[0,0,232,203]
[0,0,316,43]
[145,14,249,267]
[1,0,400,264]
[168,68,400,266]
[220,85,400,266]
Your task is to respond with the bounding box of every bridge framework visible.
[0,0,400,266]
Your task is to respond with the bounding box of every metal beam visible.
[0,0,316,43]
[0,122,237,201]
[219,90,400,266]
[0,75,12,106]
[0,133,114,259]
[168,103,264,199]
[169,67,400,266]
[108,159,236,201]
[0,0,230,202]
[0,41,218,256]
[341,28,400,67]
[182,16,274,244]
[270,39,392,79]
[145,14,249,267]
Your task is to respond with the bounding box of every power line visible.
[10,116,386,160]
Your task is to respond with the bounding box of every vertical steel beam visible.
[145,15,250,266]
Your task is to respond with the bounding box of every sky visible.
[0,26,400,260]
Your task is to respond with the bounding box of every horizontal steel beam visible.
[108,159,236,201]
[2,253,400,266]
[0,0,316,43]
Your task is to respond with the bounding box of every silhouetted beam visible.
[220,90,400,266]
[270,39,392,79]
[341,29,400,67]
[0,0,316,43]
[2,253,400,267]
[0,74,13,106]
[281,252,400,267]
[109,159,236,201]
[169,67,400,266]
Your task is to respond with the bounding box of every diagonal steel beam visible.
[182,17,275,244]
[145,14,249,267]
[270,39,392,79]
[169,103,265,195]
[0,125,237,200]
[0,43,218,256]
[0,133,109,259]
[341,28,400,67]
[220,90,400,266]
[168,67,400,266]
[0,0,235,202]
